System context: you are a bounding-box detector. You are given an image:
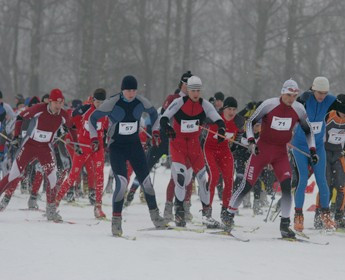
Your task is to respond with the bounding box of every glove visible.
[165,125,176,139]
[248,138,259,155]
[74,144,83,155]
[152,130,161,147]
[91,138,99,152]
[217,127,226,143]
[310,148,319,165]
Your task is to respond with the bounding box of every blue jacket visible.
[292,91,336,148]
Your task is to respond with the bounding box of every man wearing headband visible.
[226,79,316,238]
[160,75,225,227]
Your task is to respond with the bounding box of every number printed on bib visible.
[328,128,345,145]
[32,129,53,143]
[119,122,138,135]
[270,116,292,131]
[181,120,199,133]
[311,122,323,134]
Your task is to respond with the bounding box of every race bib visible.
[328,128,345,145]
[32,129,52,143]
[213,132,234,140]
[84,121,102,132]
[270,116,292,131]
[118,122,138,135]
[181,120,199,133]
[21,130,27,138]
[310,122,323,134]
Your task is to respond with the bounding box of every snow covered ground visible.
[1,166,344,280]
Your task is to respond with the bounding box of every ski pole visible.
[287,143,311,158]
[198,125,248,149]
[140,127,152,139]
[0,132,13,143]
[264,185,278,223]
[57,137,92,148]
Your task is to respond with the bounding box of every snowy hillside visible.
[0,166,344,280]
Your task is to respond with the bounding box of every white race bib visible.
[328,128,345,145]
[181,120,199,133]
[310,122,323,134]
[32,129,52,143]
[84,121,102,132]
[270,116,292,131]
[118,122,138,135]
[21,130,27,138]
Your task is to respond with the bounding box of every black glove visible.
[165,125,176,139]
[217,127,226,143]
[74,144,83,155]
[310,148,319,165]
[248,138,259,155]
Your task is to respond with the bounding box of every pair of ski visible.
[139,225,252,242]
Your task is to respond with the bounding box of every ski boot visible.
[94,203,106,219]
[253,198,263,215]
[202,207,221,229]
[293,209,304,232]
[0,194,11,211]
[112,216,123,236]
[314,208,323,229]
[174,202,186,227]
[183,201,193,222]
[220,207,234,231]
[88,188,96,205]
[280,217,295,238]
[320,209,336,230]
[46,203,62,222]
[149,208,167,228]
[335,210,345,228]
[163,201,174,222]
[28,194,39,209]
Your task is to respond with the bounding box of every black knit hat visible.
[223,96,238,109]
[28,96,41,107]
[180,70,193,83]
[93,88,106,100]
[41,94,49,101]
[121,75,138,90]
[214,92,225,101]
[72,99,82,108]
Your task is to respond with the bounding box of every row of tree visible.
[1,0,345,108]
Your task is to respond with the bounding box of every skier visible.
[56,89,108,218]
[203,96,244,226]
[226,79,316,238]
[292,77,345,231]
[89,75,166,236]
[322,94,345,228]
[160,75,225,227]
[0,89,77,221]
[161,71,195,223]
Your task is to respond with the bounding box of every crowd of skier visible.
[0,71,345,239]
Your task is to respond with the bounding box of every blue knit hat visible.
[121,75,138,90]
